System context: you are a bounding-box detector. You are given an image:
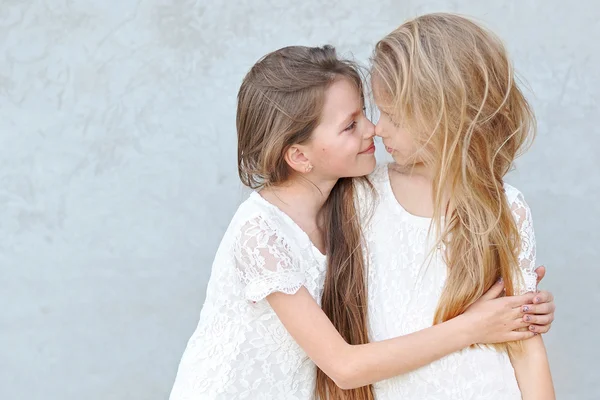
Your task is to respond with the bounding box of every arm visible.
[508,192,555,399]
[236,216,536,390]
[269,283,535,390]
[510,336,554,399]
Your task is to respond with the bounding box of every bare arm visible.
[268,283,536,389]
[510,336,555,399]
[235,215,550,390]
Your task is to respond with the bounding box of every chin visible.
[338,156,377,178]
[357,157,377,176]
[391,154,410,166]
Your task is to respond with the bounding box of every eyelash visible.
[344,121,357,132]
[382,111,401,127]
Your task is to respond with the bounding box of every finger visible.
[533,290,554,304]
[519,304,533,314]
[535,265,546,284]
[511,306,526,320]
[523,314,553,325]
[530,323,552,334]
[507,292,536,307]
[509,330,536,341]
[481,279,505,301]
[511,318,530,330]
[522,302,555,315]
[527,324,547,334]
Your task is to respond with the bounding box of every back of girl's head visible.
[237,45,363,188]
[372,13,536,353]
[236,46,374,400]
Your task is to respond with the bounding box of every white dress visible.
[169,191,326,400]
[361,164,538,400]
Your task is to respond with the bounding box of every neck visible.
[390,159,455,219]
[260,174,338,224]
[392,160,436,182]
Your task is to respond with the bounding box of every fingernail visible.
[534,332,539,335]
[525,315,531,322]
[522,306,529,312]
[529,325,535,331]
[535,297,541,303]
[498,277,503,283]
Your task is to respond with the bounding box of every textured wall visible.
[1,1,598,399]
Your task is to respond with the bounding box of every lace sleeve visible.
[233,216,306,302]
[510,190,538,295]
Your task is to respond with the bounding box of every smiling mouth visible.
[359,143,376,154]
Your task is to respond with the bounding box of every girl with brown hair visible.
[169,42,555,399]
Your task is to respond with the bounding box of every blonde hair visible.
[372,13,536,352]
[237,45,374,400]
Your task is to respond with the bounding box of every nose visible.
[363,118,375,140]
[374,119,383,138]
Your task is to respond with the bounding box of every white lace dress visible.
[361,164,538,400]
[169,192,326,400]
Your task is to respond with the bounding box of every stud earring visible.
[305,163,313,173]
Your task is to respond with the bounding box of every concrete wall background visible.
[2,1,598,399]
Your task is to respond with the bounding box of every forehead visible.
[319,77,362,125]
[370,74,392,109]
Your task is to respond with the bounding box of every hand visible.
[462,280,537,344]
[520,265,555,334]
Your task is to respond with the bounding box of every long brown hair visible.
[237,45,374,399]
[371,13,536,353]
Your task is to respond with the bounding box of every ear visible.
[284,145,311,174]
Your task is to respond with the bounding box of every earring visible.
[305,163,313,173]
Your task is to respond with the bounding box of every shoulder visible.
[232,192,311,255]
[503,183,525,204]
[503,183,533,226]
[503,183,529,211]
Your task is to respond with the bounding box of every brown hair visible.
[237,45,374,399]
[371,13,535,353]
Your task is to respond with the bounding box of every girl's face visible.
[302,77,376,179]
[372,78,424,166]
[375,109,419,166]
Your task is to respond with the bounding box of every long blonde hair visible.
[237,45,374,400]
[371,13,536,352]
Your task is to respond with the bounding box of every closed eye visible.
[381,110,401,127]
[343,121,357,132]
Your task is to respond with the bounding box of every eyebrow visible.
[337,109,362,130]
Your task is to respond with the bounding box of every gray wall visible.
[2,1,598,399]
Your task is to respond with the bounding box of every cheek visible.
[398,131,413,148]
[317,135,361,167]
[391,127,413,149]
